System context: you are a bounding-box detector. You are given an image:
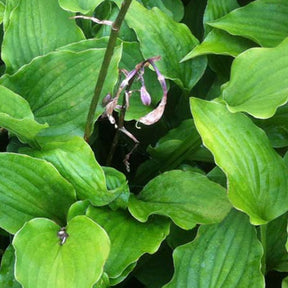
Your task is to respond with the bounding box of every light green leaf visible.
[222,38,288,119]
[283,277,288,288]
[128,170,231,230]
[59,0,103,13]
[0,245,21,288]
[164,210,264,288]
[86,206,170,279]
[2,0,84,73]
[0,1,5,24]
[0,85,47,147]
[190,98,288,224]
[207,0,288,47]
[20,137,122,206]
[0,153,76,234]
[67,200,90,222]
[203,0,239,35]
[117,0,207,91]
[0,47,122,140]
[182,29,254,61]
[13,216,110,288]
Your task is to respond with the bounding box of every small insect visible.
[57,227,69,245]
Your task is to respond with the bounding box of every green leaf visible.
[0,85,47,147]
[265,213,288,272]
[13,216,110,288]
[21,137,121,206]
[182,29,254,61]
[117,0,207,91]
[222,38,288,119]
[163,210,264,288]
[203,0,239,35]
[0,245,21,288]
[102,167,130,209]
[2,0,84,73]
[59,0,104,13]
[0,153,76,234]
[207,0,288,47]
[0,47,122,139]
[0,1,5,24]
[139,0,184,22]
[86,206,170,280]
[67,200,90,222]
[254,103,288,148]
[128,170,232,230]
[190,98,288,224]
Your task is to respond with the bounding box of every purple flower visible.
[140,86,151,106]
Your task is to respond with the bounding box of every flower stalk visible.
[84,0,133,141]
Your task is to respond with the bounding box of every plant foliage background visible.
[0,0,287,287]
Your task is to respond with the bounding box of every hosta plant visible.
[0,0,288,287]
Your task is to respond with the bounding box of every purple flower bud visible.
[140,86,151,106]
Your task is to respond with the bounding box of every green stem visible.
[260,224,267,275]
[84,0,133,141]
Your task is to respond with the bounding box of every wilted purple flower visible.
[140,86,151,106]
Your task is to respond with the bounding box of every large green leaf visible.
[21,137,122,206]
[190,98,288,224]
[182,29,254,61]
[203,0,239,35]
[13,216,110,288]
[2,0,84,73]
[129,170,231,230]
[163,210,264,288]
[117,0,207,91]
[0,85,47,147]
[59,0,104,13]
[86,206,170,280]
[0,245,21,288]
[207,0,288,47]
[0,47,121,140]
[0,153,76,234]
[222,38,288,119]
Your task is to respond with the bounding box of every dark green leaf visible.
[0,245,21,288]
